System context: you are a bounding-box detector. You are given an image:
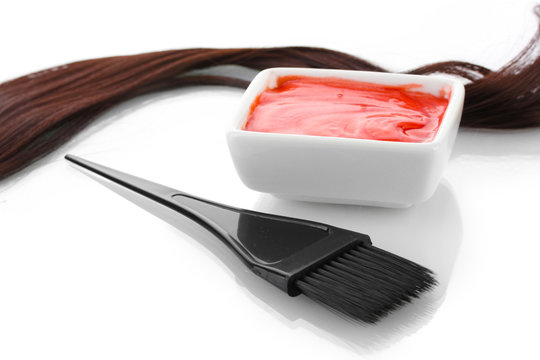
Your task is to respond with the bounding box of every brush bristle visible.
[295,244,436,323]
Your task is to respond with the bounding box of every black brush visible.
[65,154,436,323]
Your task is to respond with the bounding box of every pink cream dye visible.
[243,76,450,143]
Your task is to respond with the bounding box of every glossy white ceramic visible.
[227,68,465,207]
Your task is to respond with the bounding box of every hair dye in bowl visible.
[243,76,450,143]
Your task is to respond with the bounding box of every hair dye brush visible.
[65,154,436,323]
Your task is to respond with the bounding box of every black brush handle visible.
[173,193,373,295]
[65,154,371,295]
[170,193,331,265]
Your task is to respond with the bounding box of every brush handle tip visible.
[64,154,78,162]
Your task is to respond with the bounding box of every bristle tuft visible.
[295,244,436,323]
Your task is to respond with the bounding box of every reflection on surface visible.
[74,165,462,354]
[452,127,540,159]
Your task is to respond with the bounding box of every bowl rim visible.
[229,67,465,148]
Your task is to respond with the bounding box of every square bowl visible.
[226,68,464,207]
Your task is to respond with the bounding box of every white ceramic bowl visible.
[226,68,464,207]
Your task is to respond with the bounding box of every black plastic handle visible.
[65,154,370,295]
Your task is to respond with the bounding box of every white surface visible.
[228,67,464,206]
[1,0,539,359]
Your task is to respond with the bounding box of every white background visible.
[1,0,539,359]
